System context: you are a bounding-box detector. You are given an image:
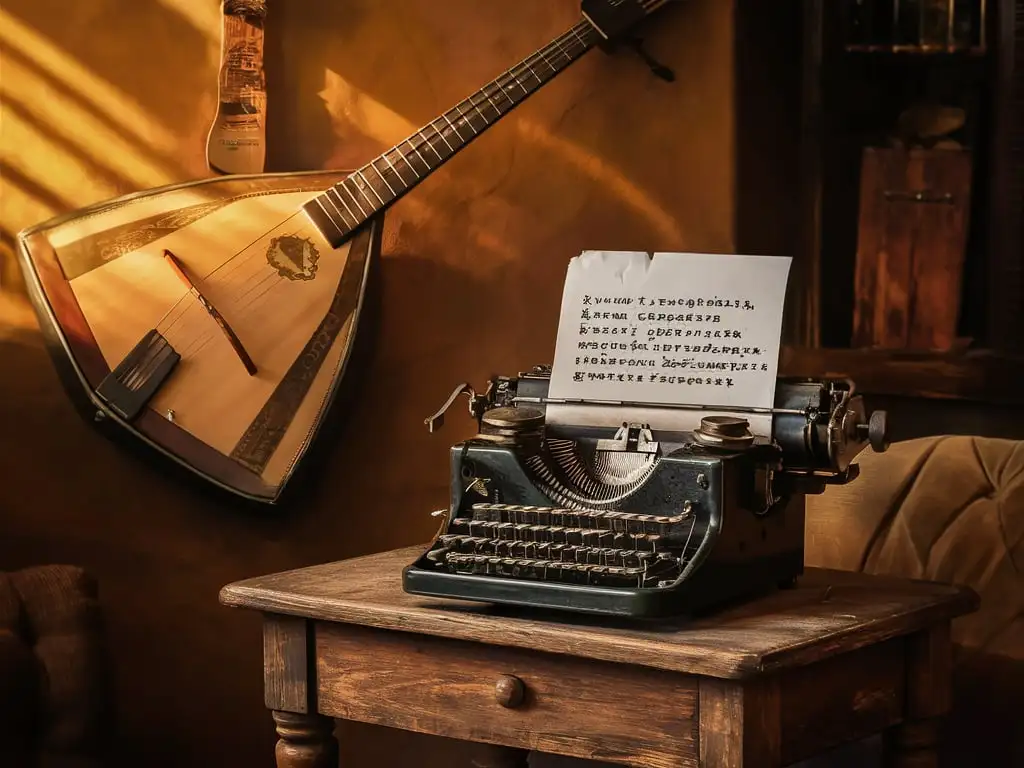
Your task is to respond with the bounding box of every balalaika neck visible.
[302,18,602,248]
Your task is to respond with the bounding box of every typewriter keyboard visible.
[427,502,697,588]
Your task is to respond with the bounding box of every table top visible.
[220,544,978,680]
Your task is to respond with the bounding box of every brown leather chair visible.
[806,434,1024,767]
[0,565,113,768]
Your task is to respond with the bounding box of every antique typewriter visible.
[402,365,890,618]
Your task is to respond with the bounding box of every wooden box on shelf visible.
[851,146,972,352]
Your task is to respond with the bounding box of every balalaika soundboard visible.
[403,365,890,618]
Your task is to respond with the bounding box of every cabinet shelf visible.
[843,43,986,54]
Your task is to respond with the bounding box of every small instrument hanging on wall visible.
[15,0,676,506]
[207,0,269,175]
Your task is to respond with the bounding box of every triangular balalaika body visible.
[17,171,379,505]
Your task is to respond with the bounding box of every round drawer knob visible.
[494,674,526,708]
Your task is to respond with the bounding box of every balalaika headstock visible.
[582,0,673,39]
[581,0,648,39]
[583,0,678,81]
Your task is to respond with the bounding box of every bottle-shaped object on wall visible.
[207,0,268,175]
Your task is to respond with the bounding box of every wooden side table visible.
[220,545,978,768]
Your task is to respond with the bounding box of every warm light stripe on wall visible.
[516,120,684,245]
[0,110,122,214]
[1,57,178,193]
[152,0,221,49]
[320,67,420,148]
[0,9,180,157]
[0,177,58,332]
[0,290,39,335]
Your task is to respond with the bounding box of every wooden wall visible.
[0,0,801,765]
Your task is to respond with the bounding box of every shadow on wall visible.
[0,1,749,766]
[0,0,213,317]
[0,0,213,236]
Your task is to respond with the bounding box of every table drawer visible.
[315,621,697,767]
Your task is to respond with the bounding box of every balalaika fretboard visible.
[301,0,671,248]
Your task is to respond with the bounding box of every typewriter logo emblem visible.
[266,235,319,281]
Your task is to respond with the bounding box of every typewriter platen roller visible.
[402,365,890,618]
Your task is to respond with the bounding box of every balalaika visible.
[15,0,675,505]
[403,366,891,617]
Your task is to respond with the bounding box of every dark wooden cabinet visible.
[784,0,1024,403]
[988,0,1024,353]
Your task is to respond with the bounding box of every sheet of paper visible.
[547,250,792,434]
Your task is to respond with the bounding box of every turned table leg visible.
[273,711,338,768]
[884,624,952,768]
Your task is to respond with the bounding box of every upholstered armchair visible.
[0,565,112,768]
[806,434,1024,767]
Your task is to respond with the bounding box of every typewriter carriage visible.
[404,365,890,618]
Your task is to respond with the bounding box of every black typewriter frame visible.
[402,438,806,619]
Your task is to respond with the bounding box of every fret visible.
[369,159,398,196]
[452,104,479,136]
[428,118,456,153]
[469,97,490,127]
[485,78,512,116]
[483,90,502,119]
[441,113,465,143]
[389,147,421,181]
[321,189,353,229]
[355,170,387,206]
[552,36,574,64]
[521,59,544,87]
[506,69,529,97]
[341,180,372,218]
[570,26,588,48]
[402,139,432,177]
[326,187,359,228]
[381,152,411,188]
[486,87,508,114]
[401,154,422,179]
[491,79,517,109]
[312,197,346,240]
[342,178,370,217]
[538,48,559,74]
[352,173,382,210]
[418,129,446,162]
[370,156,401,193]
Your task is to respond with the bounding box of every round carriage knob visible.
[857,410,890,453]
[868,410,890,453]
[494,674,526,708]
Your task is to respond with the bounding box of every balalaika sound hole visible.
[522,438,658,508]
